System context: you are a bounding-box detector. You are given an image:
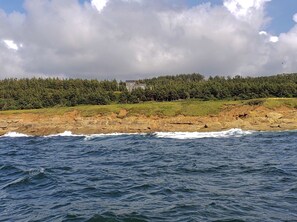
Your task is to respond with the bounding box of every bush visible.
[245,99,264,106]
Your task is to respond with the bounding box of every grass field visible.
[0,98,296,117]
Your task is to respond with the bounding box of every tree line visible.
[0,73,297,110]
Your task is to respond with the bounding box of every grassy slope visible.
[0,98,296,117]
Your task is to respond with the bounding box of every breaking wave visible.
[0,129,255,139]
[44,131,85,137]
[1,132,33,138]
[154,128,254,139]
[84,133,147,141]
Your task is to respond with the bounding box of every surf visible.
[0,128,255,139]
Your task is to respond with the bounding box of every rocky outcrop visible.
[0,105,296,136]
[0,121,8,130]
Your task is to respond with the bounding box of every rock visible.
[169,122,194,125]
[255,117,270,124]
[248,111,259,118]
[241,121,252,129]
[7,120,19,124]
[280,119,294,124]
[223,119,245,129]
[0,122,8,130]
[74,117,82,122]
[266,112,283,120]
[0,104,296,135]
[238,113,248,119]
[207,122,222,129]
[24,124,33,129]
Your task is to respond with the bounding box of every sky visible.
[0,0,297,80]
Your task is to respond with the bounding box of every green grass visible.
[0,98,296,117]
[263,98,297,109]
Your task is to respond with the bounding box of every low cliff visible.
[0,99,296,136]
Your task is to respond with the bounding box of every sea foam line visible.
[154,128,254,139]
[1,132,33,138]
[84,133,147,140]
[0,131,147,138]
[0,129,255,139]
[44,131,85,137]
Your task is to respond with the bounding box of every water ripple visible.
[1,131,297,221]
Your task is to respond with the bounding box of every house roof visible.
[126,80,136,83]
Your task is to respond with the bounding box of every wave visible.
[1,167,45,189]
[84,133,147,140]
[43,131,146,140]
[0,131,147,139]
[154,128,254,139]
[1,132,33,138]
[42,131,146,139]
[1,129,254,139]
[44,131,85,137]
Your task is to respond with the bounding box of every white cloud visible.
[3,39,19,50]
[259,31,279,43]
[224,0,270,17]
[293,13,297,23]
[269,36,279,43]
[259,31,268,35]
[223,0,270,28]
[0,0,296,79]
[0,41,24,77]
[91,0,109,12]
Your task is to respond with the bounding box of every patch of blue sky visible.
[0,0,24,13]
[266,0,297,34]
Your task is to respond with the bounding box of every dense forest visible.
[0,73,297,110]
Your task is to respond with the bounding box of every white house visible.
[125,80,146,92]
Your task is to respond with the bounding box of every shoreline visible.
[1,103,297,136]
[2,128,297,139]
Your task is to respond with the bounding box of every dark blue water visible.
[1,130,297,222]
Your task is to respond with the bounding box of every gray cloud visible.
[0,0,297,79]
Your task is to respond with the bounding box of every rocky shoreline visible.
[0,105,297,136]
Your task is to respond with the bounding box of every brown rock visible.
[238,113,248,119]
[266,112,283,120]
[0,122,8,129]
[0,103,296,135]
[207,122,222,129]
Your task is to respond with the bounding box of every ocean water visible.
[0,129,297,222]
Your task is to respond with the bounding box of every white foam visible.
[1,132,32,138]
[154,128,254,139]
[1,129,254,139]
[84,133,146,140]
[44,131,145,139]
[44,131,85,137]
[28,167,45,176]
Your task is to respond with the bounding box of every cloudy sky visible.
[0,0,297,79]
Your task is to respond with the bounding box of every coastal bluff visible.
[0,102,296,136]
